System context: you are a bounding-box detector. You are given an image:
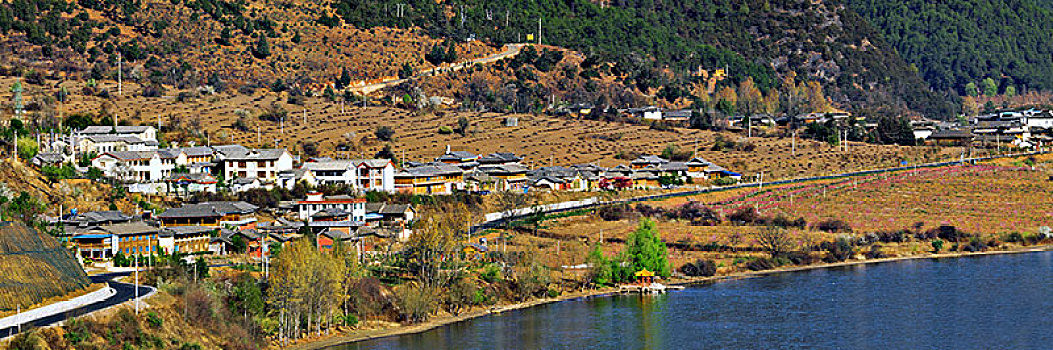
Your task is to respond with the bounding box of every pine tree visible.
[253,35,270,59]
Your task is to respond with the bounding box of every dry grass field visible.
[513,155,1053,273]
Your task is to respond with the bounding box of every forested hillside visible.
[847,0,1053,97]
[333,0,955,117]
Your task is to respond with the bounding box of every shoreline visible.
[284,244,1052,350]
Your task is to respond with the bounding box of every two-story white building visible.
[77,135,159,154]
[301,159,396,192]
[296,192,367,222]
[91,149,190,183]
[216,148,294,187]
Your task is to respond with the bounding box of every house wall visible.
[116,233,159,256]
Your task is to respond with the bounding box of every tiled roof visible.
[658,162,688,171]
[396,163,463,177]
[80,125,153,134]
[631,155,668,164]
[162,225,216,237]
[436,151,478,161]
[211,144,249,155]
[85,222,160,236]
[158,201,257,218]
[103,151,157,161]
[478,152,522,164]
[221,149,288,161]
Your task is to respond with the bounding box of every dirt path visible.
[348,44,525,95]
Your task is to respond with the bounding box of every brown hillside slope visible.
[0,222,90,311]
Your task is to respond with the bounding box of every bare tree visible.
[755,225,793,258]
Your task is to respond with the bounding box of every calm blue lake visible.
[335,251,1053,349]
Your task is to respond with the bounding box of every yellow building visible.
[160,226,215,254]
[394,164,464,195]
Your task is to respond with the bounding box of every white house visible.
[301,159,396,192]
[91,149,188,184]
[216,148,294,186]
[627,106,663,120]
[77,135,158,154]
[1025,112,1053,130]
[296,192,367,222]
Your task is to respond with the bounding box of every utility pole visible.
[134,255,140,315]
[792,129,797,156]
[537,17,542,45]
[117,52,123,96]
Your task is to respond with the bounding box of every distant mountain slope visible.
[332,0,955,117]
[0,222,90,311]
[846,0,1053,96]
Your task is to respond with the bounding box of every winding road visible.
[0,271,153,338]
[348,43,526,95]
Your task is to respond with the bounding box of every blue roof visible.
[364,213,384,220]
[73,234,112,239]
[722,171,742,176]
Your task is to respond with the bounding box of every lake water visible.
[335,251,1052,349]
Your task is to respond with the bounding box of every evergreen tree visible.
[625,218,670,277]
[252,35,270,59]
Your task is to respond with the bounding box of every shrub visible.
[746,257,777,271]
[673,202,721,225]
[597,203,632,221]
[437,126,453,134]
[375,126,395,141]
[395,284,437,323]
[727,207,760,224]
[865,245,888,259]
[822,237,855,262]
[963,237,987,252]
[784,251,819,265]
[1004,232,1024,243]
[342,314,358,326]
[479,263,503,283]
[145,311,163,328]
[771,215,807,228]
[872,230,910,243]
[680,259,717,277]
[815,219,852,233]
[928,225,968,241]
[931,239,944,253]
[713,177,738,186]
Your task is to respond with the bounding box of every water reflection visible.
[339,252,1052,350]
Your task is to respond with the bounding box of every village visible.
[32,117,747,266]
[28,102,1053,267]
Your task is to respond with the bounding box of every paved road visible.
[0,272,152,338]
[349,43,525,95]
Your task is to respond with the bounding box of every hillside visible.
[0,0,961,118]
[0,0,497,88]
[16,73,965,181]
[331,0,955,116]
[0,222,90,311]
[847,0,1053,96]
